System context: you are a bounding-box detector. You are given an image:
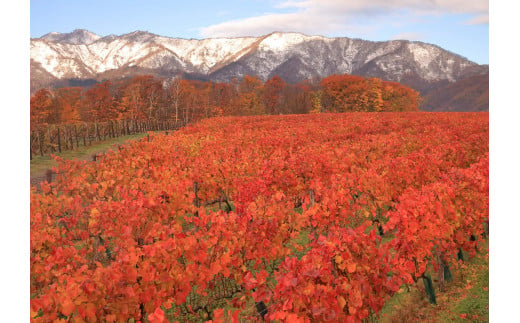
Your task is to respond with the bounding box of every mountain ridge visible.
[30,29,489,111]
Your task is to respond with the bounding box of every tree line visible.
[30,74,421,130]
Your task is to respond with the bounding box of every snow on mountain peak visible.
[30,30,483,88]
[259,32,317,51]
[41,29,101,45]
[407,42,439,69]
[121,31,158,42]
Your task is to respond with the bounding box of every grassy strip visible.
[377,240,488,322]
[438,247,489,322]
[30,133,148,178]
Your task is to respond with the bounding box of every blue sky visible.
[30,0,488,63]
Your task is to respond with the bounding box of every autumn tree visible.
[320,74,368,112]
[309,90,322,114]
[81,81,118,122]
[188,80,213,121]
[29,72,422,131]
[367,78,384,112]
[117,75,163,120]
[165,77,219,123]
[143,77,165,120]
[210,82,237,116]
[263,75,286,114]
[382,81,421,112]
[178,80,197,123]
[30,88,53,130]
[282,80,315,114]
[237,75,265,115]
[55,87,82,123]
[165,76,182,122]
[320,74,421,112]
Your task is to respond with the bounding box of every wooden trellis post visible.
[47,128,53,153]
[82,124,87,147]
[95,122,100,141]
[193,182,200,217]
[30,133,33,160]
[69,126,74,150]
[74,125,79,148]
[309,189,315,207]
[38,130,44,156]
[45,169,52,183]
[57,127,62,153]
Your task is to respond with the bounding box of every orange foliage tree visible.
[282,80,315,114]
[117,75,163,120]
[237,75,265,115]
[382,81,422,112]
[321,74,420,112]
[30,73,423,127]
[210,82,237,116]
[263,75,286,115]
[81,81,118,122]
[30,88,53,130]
[55,87,82,123]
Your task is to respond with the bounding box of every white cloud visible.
[276,0,488,15]
[274,0,309,9]
[199,0,488,38]
[200,12,349,38]
[465,14,489,25]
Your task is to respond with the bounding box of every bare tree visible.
[167,74,182,123]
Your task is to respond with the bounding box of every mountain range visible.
[30,29,489,111]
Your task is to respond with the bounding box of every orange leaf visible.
[213,308,224,323]
[338,295,346,309]
[61,297,75,317]
[346,262,357,273]
[148,307,165,323]
[231,309,240,323]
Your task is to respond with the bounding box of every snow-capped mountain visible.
[30,29,488,110]
[40,29,102,45]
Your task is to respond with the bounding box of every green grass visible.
[377,240,489,323]
[438,247,489,322]
[30,133,147,178]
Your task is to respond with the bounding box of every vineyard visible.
[30,119,186,158]
[30,112,488,322]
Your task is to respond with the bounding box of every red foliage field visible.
[30,112,488,322]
